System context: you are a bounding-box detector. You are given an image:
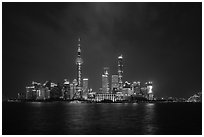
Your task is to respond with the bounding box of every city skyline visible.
[3,2,202,98]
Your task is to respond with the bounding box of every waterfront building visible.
[146,81,153,100]
[72,79,78,99]
[102,67,109,93]
[115,92,123,101]
[62,79,70,100]
[111,75,119,93]
[50,83,62,99]
[141,86,148,99]
[132,81,137,95]
[25,86,36,100]
[43,81,51,99]
[82,78,88,99]
[44,87,50,99]
[122,81,133,97]
[70,83,74,99]
[37,86,46,100]
[26,81,43,100]
[118,55,123,91]
[132,81,142,96]
[95,93,116,102]
[87,92,96,101]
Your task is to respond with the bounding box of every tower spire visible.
[118,54,123,91]
[77,37,81,56]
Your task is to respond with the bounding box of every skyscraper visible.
[82,78,88,99]
[118,55,123,91]
[74,38,83,99]
[132,81,141,95]
[111,75,119,92]
[62,79,70,100]
[102,67,109,93]
[72,79,78,99]
[70,83,74,99]
[146,81,153,100]
[83,78,88,92]
[25,86,35,100]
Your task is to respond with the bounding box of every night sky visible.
[3,2,202,98]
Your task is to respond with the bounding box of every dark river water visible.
[2,102,202,135]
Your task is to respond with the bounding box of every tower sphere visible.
[76,57,83,64]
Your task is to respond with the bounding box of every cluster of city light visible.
[18,38,156,102]
[99,53,154,102]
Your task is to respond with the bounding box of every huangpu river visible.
[2,102,202,135]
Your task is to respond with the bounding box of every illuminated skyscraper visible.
[122,81,133,96]
[146,81,153,100]
[72,79,78,99]
[70,83,74,99]
[74,38,83,99]
[102,67,109,93]
[111,75,119,92]
[62,79,70,100]
[82,78,88,99]
[83,78,88,93]
[132,81,141,95]
[25,86,35,100]
[118,55,123,90]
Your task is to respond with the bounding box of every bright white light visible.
[64,81,69,84]
[148,85,153,93]
[118,54,123,59]
[147,103,154,106]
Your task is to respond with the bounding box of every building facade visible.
[82,78,88,99]
[95,93,116,102]
[102,67,109,93]
[62,79,70,100]
[111,75,119,93]
[146,81,153,100]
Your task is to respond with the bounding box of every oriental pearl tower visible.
[74,38,83,99]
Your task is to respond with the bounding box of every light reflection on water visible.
[3,102,202,135]
[142,103,157,135]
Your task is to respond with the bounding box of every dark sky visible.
[3,2,202,98]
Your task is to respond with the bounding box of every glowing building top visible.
[118,54,123,59]
[77,38,81,54]
[118,54,123,90]
[76,38,83,65]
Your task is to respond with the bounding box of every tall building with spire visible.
[118,54,123,91]
[74,38,83,99]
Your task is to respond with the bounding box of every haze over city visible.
[3,2,201,98]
